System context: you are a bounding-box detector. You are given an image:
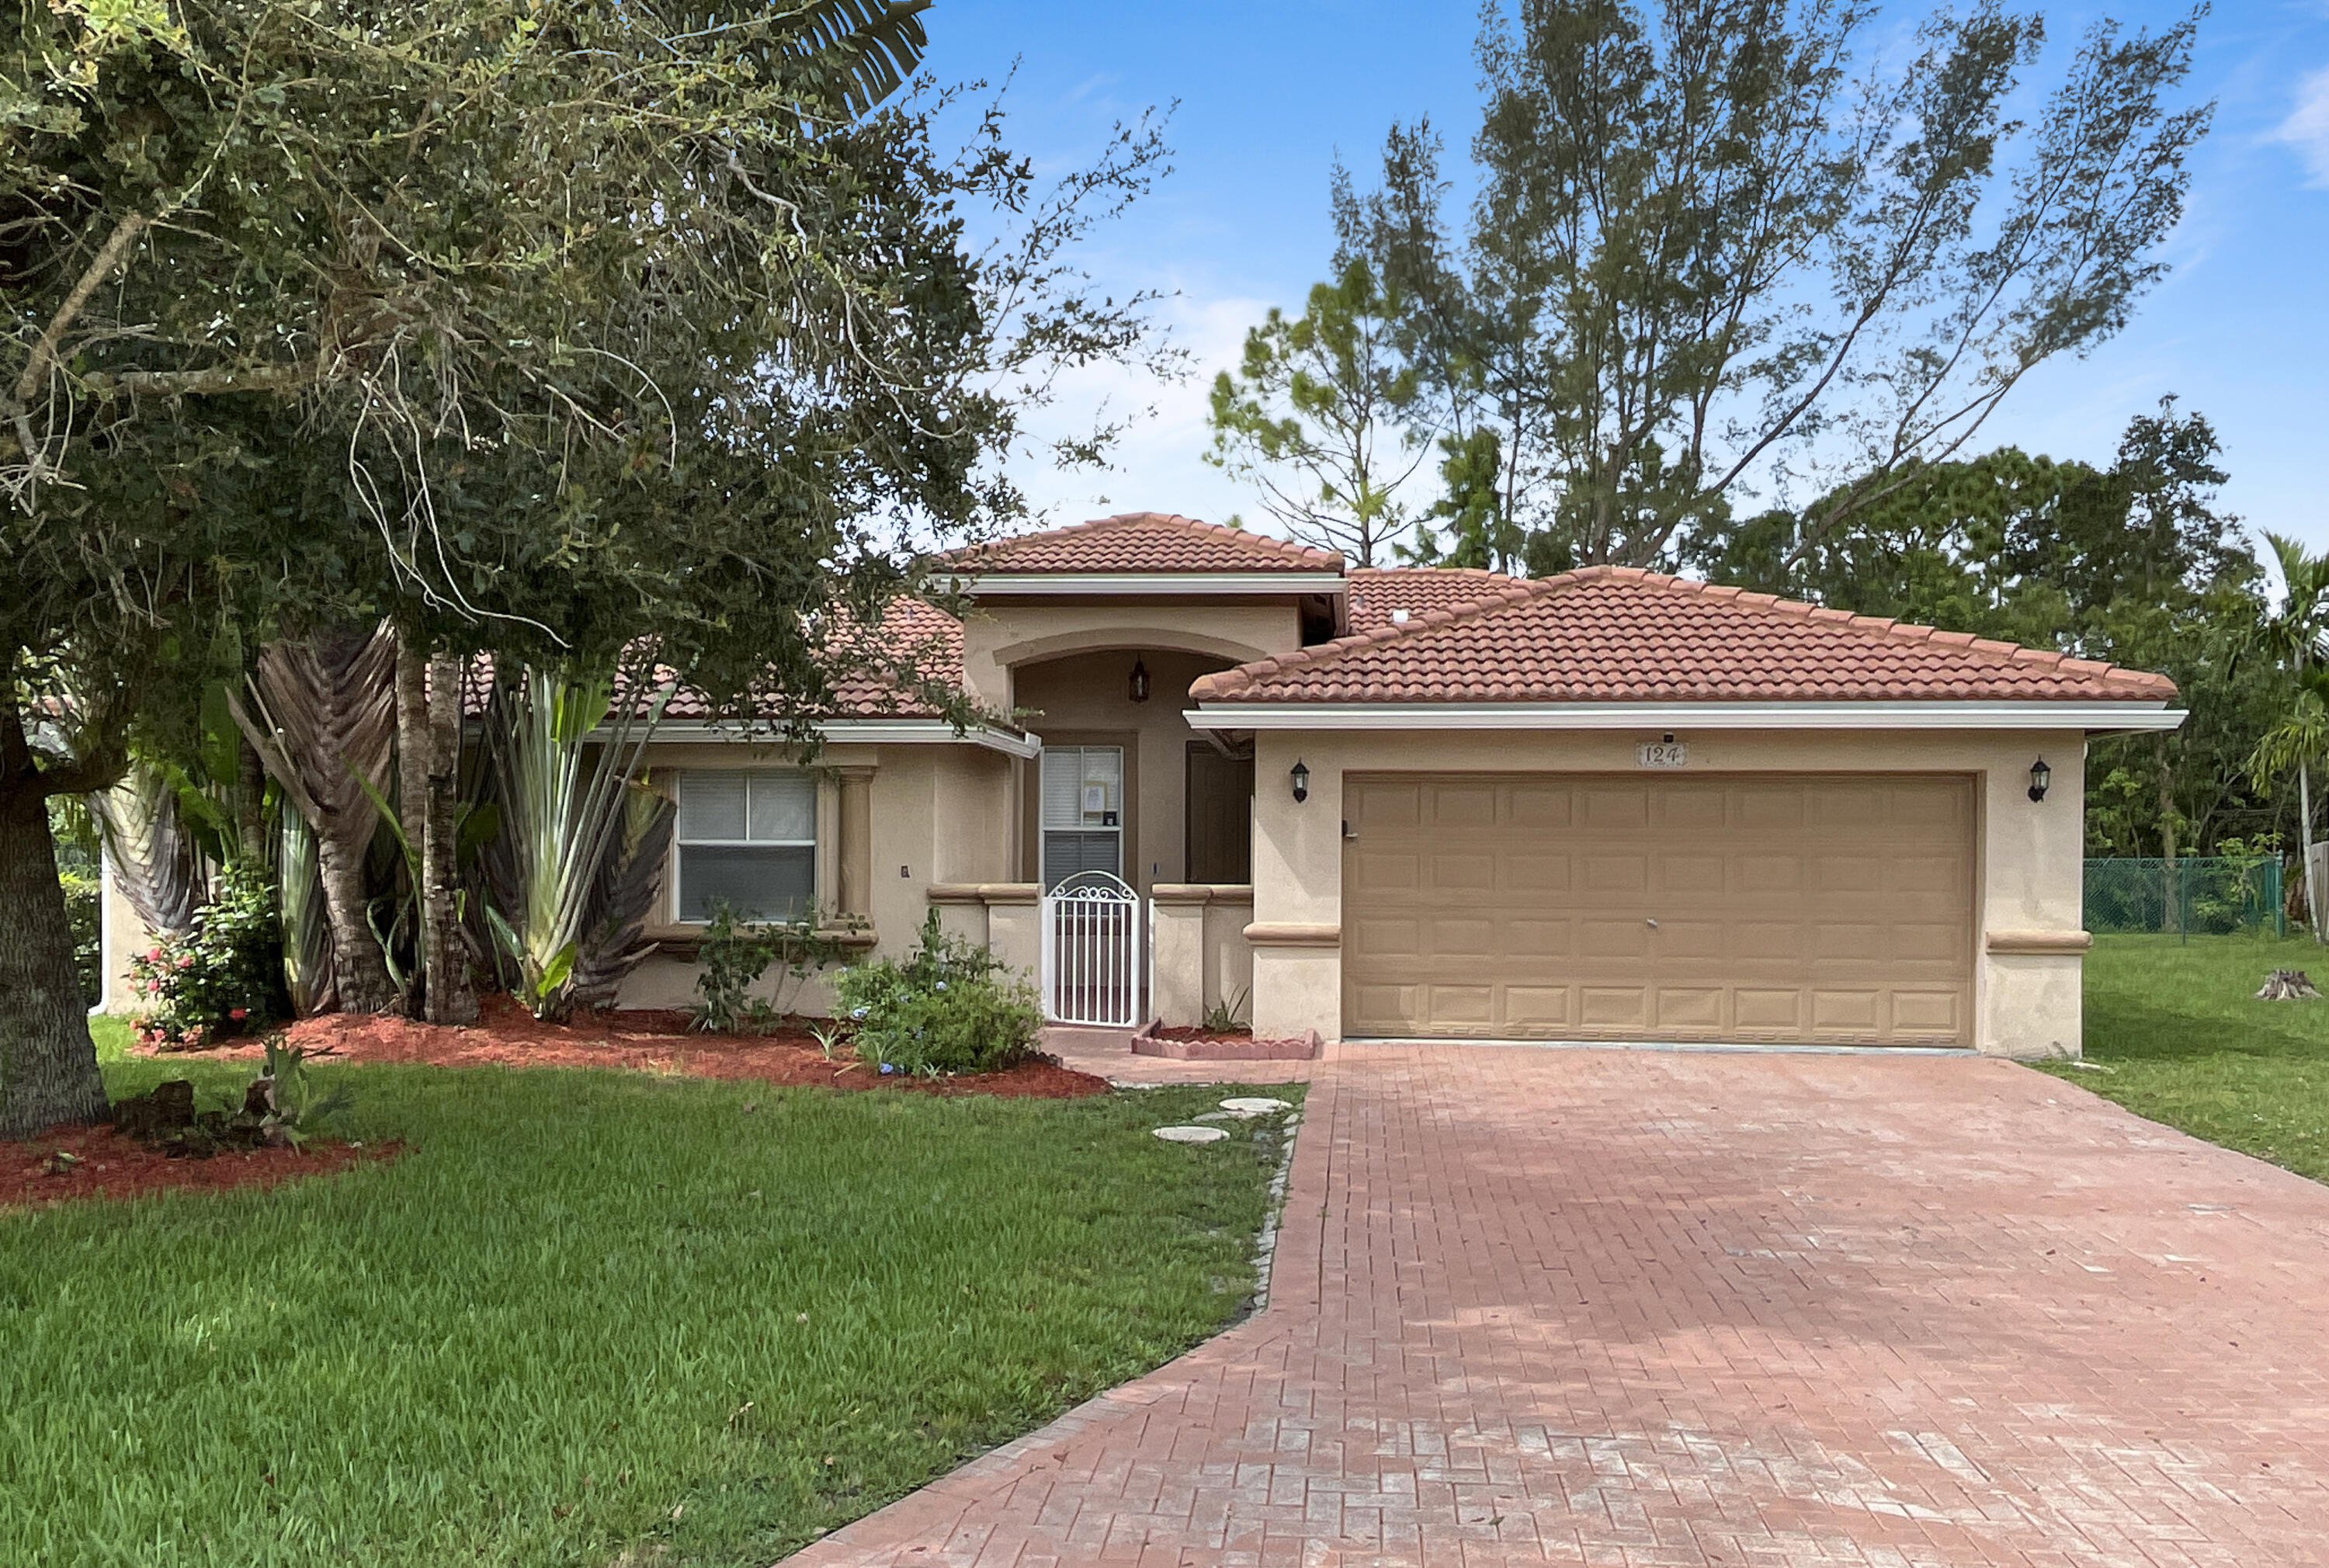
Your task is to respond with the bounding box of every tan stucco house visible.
[104,510,2185,1057]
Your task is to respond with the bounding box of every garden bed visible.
[1133,1021,1321,1061]
[4,1125,383,1209]
[137,995,1109,1098]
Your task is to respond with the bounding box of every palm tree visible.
[2250,535,2329,939]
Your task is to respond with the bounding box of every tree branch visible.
[7,212,150,467]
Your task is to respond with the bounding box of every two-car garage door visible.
[1342,773,1975,1046]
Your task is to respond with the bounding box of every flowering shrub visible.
[833,910,1039,1077]
[130,866,292,1050]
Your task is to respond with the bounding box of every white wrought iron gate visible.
[1040,872,1148,1028]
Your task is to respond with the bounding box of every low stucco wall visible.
[1244,727,2089,1060]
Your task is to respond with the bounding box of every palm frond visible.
[776,0,933,115]
[230,625,399,846]
[567,782,679,1009]
[279,810,338,1015]
[89,762,202,938]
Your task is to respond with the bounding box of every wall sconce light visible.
[2028,757,2051,803]
[1289,759,1310,803]
[1129,657,1151,703]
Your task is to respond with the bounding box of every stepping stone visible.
[1153,1125,1230,1144]
[1191,1111,1236,1122]
[1220,1097,1292,1118]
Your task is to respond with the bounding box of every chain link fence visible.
[2084,857,2286,938]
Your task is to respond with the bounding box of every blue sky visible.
[925,0,2329,556]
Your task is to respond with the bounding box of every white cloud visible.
[1000,286,1272,530]
[2276,64,2329,188]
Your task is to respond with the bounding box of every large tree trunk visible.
[231,626,401,1013]
[422,652,477,1024]
[312,823,391,1013]
[394,639,476,1024]
[0,702,109,1137]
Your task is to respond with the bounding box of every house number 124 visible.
[1636,741,1689,768]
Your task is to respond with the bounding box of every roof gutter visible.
[1183,700,2185,734]
[942,571,1346,597]
[599,718,1043,758]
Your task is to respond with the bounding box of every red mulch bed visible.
[137,995,1110,1099]
[4,1126,387,1210]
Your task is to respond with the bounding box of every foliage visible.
[484,665,668,1021]
[1206,255,1428,565]
[0,0,1176,1129]
[2047,935,2329,1184]
[127,865,292,1049]
[1331,0,2210,570]
[835,910,1040,1076]
[1689,401,2279,862]
[25,1032,1293,1565]
[58,865,101,1008]
[255,1035,356,1149]
[693,900,849,1034]
[1202,986,1251,1034]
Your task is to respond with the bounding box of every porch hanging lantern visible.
[1129,657,1151,703]
[1289,758,1310,803]
[2027,757,2051,803]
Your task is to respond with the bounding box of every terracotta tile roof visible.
[459,599,977,724]
[1347,566,1525,631]
[1192,567,2179,706]
[949,512,1343,575]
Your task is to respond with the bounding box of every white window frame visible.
[672,768,819,925]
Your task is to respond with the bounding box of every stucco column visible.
[1151,885,1212,1026]
[837,766,875,921]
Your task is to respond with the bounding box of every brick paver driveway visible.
[786,1046,2329,1566]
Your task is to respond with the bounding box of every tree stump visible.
[109,1079,197,1140]
[2254,969,2321,1000]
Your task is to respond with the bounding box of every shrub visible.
[129,866,292,1049]
[834,910,1040,1077]
[59,868,101,1007]
[692,900,845,1034]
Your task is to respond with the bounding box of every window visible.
[1040,746,1123,890]
[675,769,817,923]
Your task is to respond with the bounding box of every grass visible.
[2051,932,2329,1182]
[1,1019,1300,1568]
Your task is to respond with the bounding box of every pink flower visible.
[229,1008,248,1022]
[146,947,163,962]
[177,955,194,969]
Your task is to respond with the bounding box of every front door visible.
[1185,743,1254,883]
[1040,745,1124,890]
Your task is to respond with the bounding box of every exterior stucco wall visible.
[957,602,1302,710]
[616,738,1022,1011]
[1012,650,1241,893]
[1246,727,2088,1059]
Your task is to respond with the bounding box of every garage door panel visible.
[1580,987,1650,1029]
[1344,772,1972,1046]
[1654,988,1724,1030]
[1349,913,1421,956]
[1660,854,1727,895]
[1659,786,1729,831]
[1429,917,1497,959]
[1507,785,1574,828]
[1583,787,1650,830]
[1432,785,1498,828]
[1355,850,1421,891]
[1506,853,1571,893]
[1581,918,1651,959]
[1584,854,1649,893]
[1350,779,1421,830]
[1425,984,1496,1025]
[1504,985,1572,1027]
[1891,990,1962,1036]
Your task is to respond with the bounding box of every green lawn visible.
[1,1021,1298,1568]
[2057,932,2329,1182]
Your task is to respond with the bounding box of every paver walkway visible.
[784,1046,2329,1566]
